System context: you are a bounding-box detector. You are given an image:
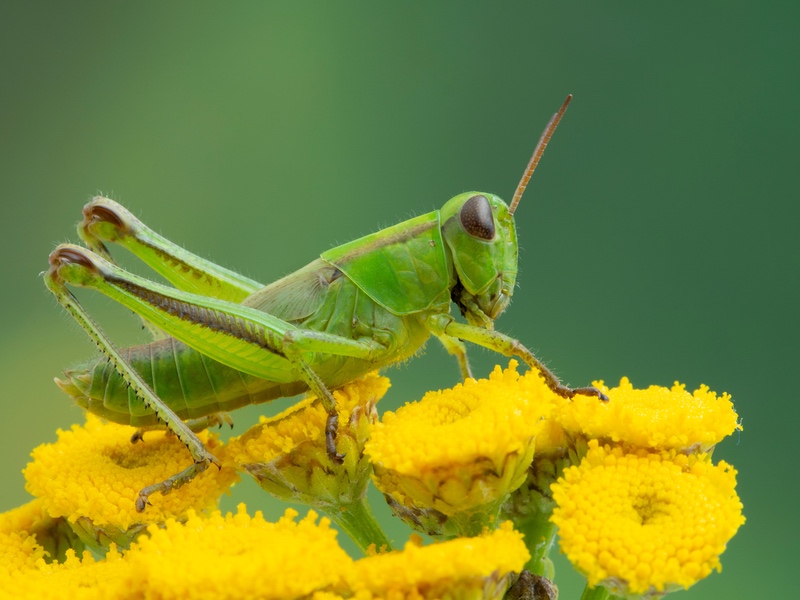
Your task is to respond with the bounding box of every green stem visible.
[323,495,394,554]
[517,511,558,576]
[579,583,610,600]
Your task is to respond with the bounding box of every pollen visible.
[23,414,238,532]
[551,440,745,595]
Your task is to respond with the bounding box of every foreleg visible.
[426,314,607,401]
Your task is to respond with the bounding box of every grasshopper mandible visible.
[45,95,605,512]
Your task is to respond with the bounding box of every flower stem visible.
[517,510,558,577]
[579,583,610,600]
[323,495,394,554]
[580,584,626,600]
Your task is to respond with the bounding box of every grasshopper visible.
[45,95,605,512]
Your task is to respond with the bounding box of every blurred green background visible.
[1,2,797,598]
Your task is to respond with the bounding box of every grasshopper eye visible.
[460,194,495,240]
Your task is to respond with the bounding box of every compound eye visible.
[460,194,495,240]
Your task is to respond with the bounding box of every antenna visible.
[508,94,572,215]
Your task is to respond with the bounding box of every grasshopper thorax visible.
[440,192,518,327]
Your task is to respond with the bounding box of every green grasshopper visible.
[45,95,604,512]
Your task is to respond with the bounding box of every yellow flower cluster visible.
[499,371,745,593]
[551,440,745,595]
[6,359,744,599]
[0,505,529,600]
[23,414,238,549]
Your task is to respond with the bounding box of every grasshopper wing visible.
[320,212,451,315]
[242,259,341,323]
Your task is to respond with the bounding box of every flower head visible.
[551,440,745,596]
[24,414,238,551]
[366,362,551,537]
[223,373,389,510]
[124,505,352,600]
[348,521,529,600]
[1,506,353,600]
[557,378,740,453]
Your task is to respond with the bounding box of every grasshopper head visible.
[439,97,572,328]
[440,192,518,326]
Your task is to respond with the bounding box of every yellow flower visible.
[124,505,352,600]
[223,372,389,508]
[1,507,353,600]
[366,362,551,537]
[557,377,740,453]
[551,440,745,596]
[506,376,741,581]
[223,373,393,553]
[347,521,529,600]
[0,499,85,564]
[24,414,238,551]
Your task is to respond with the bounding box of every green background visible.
[1,3,796,598]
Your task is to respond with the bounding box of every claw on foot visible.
[135,494,151,513]
[325,411,345,464]
[555,384,609,402]
[572,386,609,402]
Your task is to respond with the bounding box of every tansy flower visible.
[2,546,130,600]
[366,362,552,538]
[222,373,393,552]
[504,377,740,577]
[24,414,238,552]
[557,377,741,453]
[0,499,85,564]
[123,505,353,600]
[346,521,530,600]
[551,440,745,597]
